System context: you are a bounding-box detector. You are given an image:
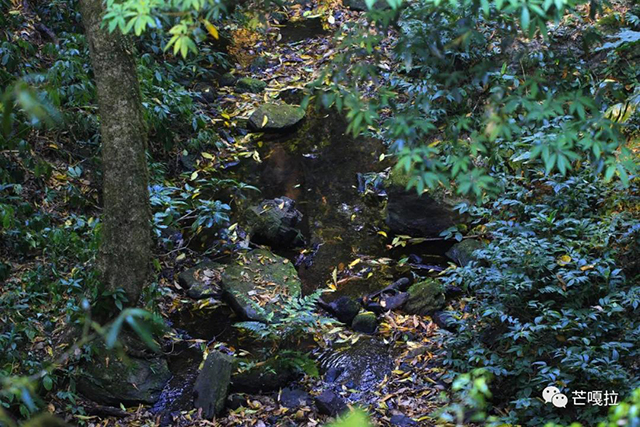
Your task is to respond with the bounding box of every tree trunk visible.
[79,0,151,311]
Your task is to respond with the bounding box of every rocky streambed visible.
[77,39,482,427]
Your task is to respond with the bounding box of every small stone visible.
[219,72,237,87]
[236,77,267,94]
[279,387,311,408]
[390,414,418,427]
[445,239,484,267]
[248,103,305,132]
[193,351,233,418]
[351,311,378,334]
[249,56,269,72]
[226,393,247,410]
[320,296,361,324]
[432,310,457,332]
[315,390,347,416]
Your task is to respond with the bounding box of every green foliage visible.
[325,409,372,427]
[438,170,639,425]
[309,0,638,198]
[438,371,640,427]
[104,0,229,58]
[235,289,335,345]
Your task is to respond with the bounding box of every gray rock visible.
[351,311,378,334]
[390,414,418,426]
[248,103,305,132]
[315,390,347,416]
[279,387,311,408]
[77,351,170,406]
[318,296,361,324]
[249,56,269,72]
[384,168,462,237]
[193,351,233,418]
[404,279,446,316]
[445,239,484,267]
[236,77,266,94]
[231,356,298,393]
[220,249,302,321]
[245,197,305,248]
[177,261,223,299]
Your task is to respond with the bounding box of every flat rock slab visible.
[177,261,223,299]
[248,104,305,132]
[220,249,302,321]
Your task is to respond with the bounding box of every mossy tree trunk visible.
[80,0,151,312]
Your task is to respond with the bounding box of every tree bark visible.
[79,0,151,311]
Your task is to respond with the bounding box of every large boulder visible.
[245,197,305,248]
[220,249,302,321]
[445,239,484,267]
[248,104,305,132]
[193,351,233,418]
[77,350,170,406]
[384,168,461,237]
[177,261,223,299]
[403,279,446,316]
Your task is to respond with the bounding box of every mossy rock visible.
[236,77,267,94]
[245,197,305,248]
[219,72,237,87]
[404,279,446,316]
[445,239,484,267]
[221,249,302,321]
[193,351,233,418]
[351,311,378,334]
[77,349,170,406]
[248,103,306,132]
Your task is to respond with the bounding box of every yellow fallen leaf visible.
[348,258,361,268]
[261,115,269,127]
[557,254,571,266]
[201,152,215,160]
[580,264,595,271]
[377,230,388,237]
[203,19,219,39]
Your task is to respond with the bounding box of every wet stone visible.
[248,103,305,132]
[315,390,347,416]
[279,387,311,408]
[351,311,378,334]
[193,351,233,418]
